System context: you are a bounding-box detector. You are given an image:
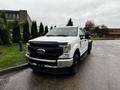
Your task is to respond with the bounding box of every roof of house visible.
[0,10,27,13]
[108,28,120,32]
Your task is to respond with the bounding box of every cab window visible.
[79,29,85,36]
[79,29,85,39]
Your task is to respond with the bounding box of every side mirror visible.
[85,32,91,39]
[79,35,85,39]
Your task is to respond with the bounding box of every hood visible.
[29,36,77,43]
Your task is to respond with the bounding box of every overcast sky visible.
[0,0,120,27]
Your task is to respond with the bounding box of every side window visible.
[79,30,85,36]
[81,29,85,35]
[79,29,85,39]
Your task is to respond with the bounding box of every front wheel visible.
[70,53,80,75]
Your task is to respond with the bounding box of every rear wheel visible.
[88,41,92,54]
[87,48,91,54]
[70,52,80,75]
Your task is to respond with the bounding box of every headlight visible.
[26,43,30,55]
[59,44,71,58]
[59,44,71,53]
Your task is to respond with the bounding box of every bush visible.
[44,25,48,35]
[31,21,38,39]
[66,18,73,26]
[0,11,11,44]
[23,21,30,43]
[50,26,53,30]
[12,21,21,43]
[39,22,44,36]
[0,29,3,44]
[0,28,11,44]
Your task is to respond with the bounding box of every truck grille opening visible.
[28,41,65,60]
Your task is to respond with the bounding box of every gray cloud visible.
[0,0,120,27]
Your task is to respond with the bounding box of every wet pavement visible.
[0,40,120,90]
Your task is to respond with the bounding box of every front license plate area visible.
[38,64,44,67]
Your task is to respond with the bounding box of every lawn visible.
[0,44,27,70]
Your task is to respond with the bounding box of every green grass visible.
[0,44,27,70]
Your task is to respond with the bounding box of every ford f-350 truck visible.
[26,26,92,74]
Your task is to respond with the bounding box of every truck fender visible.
[70,43,80,58]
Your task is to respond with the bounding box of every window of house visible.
[13,14,16,19]
[16,14,19,19]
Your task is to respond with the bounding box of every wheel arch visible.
[74,48,80,56]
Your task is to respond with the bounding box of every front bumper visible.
[26,54,73,68]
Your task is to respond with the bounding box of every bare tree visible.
[84,20,95,33]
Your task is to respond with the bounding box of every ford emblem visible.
[37,48,46,54]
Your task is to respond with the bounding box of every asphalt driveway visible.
[0,40,120,90]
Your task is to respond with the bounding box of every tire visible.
[87,48,91,54]
[88,41,92,54]
[70,52,80,75]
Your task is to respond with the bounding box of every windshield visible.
[46,27,78,37]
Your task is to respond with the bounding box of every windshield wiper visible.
[56,35,68,37]
[46,35,68,37]
[46,35,57,36]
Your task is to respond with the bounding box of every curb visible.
[0,63,28,75]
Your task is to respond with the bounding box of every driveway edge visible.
[0,63,28,75]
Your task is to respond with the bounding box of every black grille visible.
[28,41,64,60]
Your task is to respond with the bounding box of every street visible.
[0,40,120,90]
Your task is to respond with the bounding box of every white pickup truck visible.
[26,26,92,74]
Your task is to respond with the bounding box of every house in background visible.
[0,9,32,32]
[106,28,120,37]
